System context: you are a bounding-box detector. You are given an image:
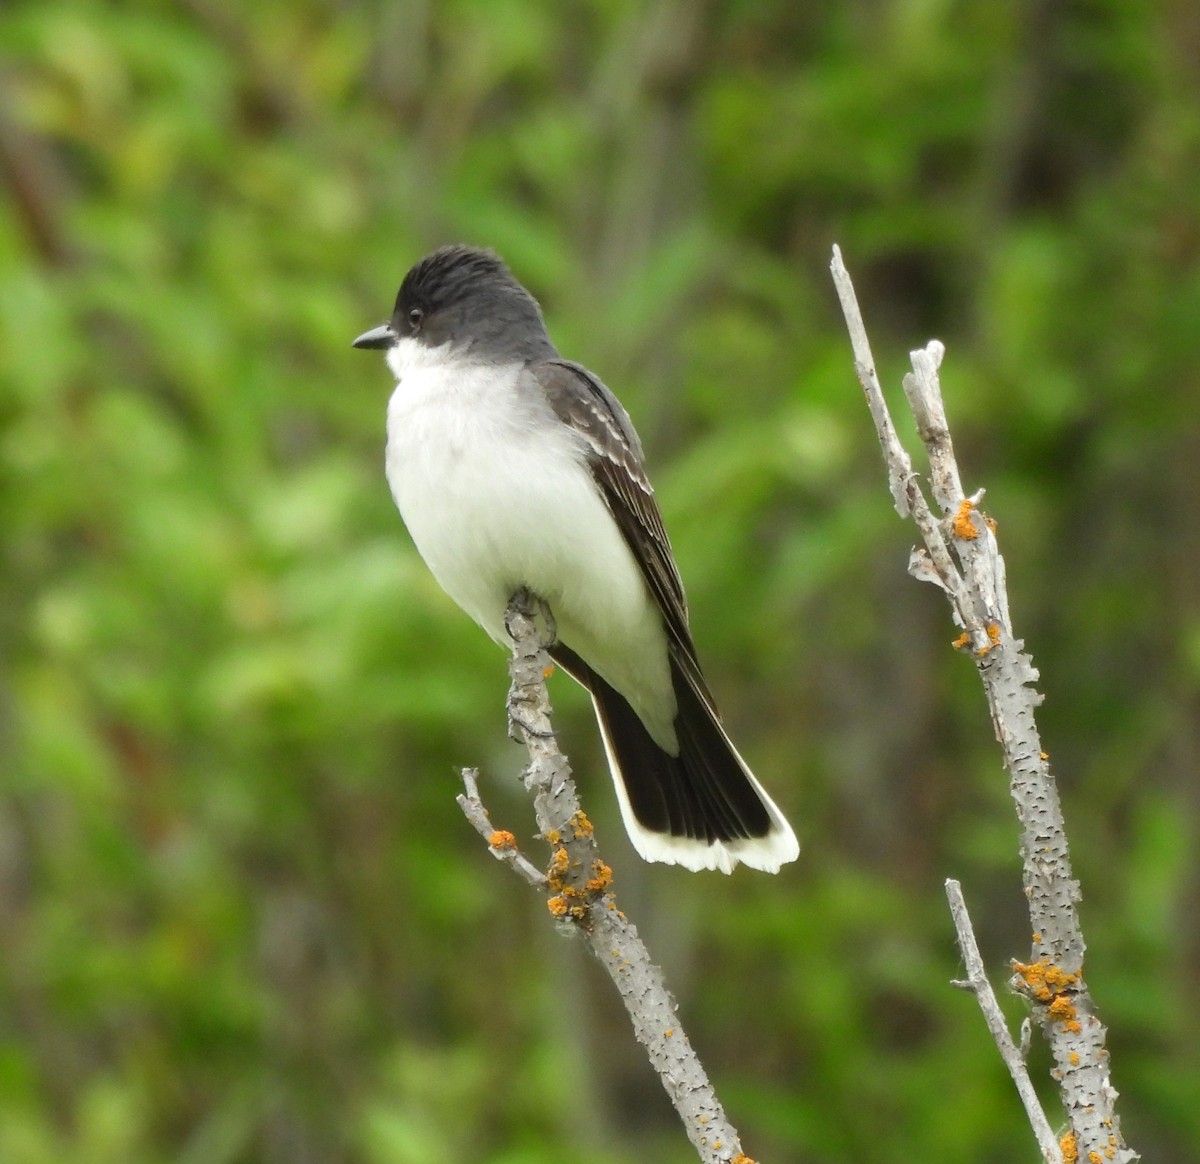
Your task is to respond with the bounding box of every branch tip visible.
[834,249,1133,1161]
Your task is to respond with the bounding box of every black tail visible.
[550,646,798,872]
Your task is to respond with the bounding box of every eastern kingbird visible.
[354,245,798,873]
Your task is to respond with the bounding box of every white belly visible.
[383,352,675,742]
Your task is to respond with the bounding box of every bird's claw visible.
[506,690,555,740]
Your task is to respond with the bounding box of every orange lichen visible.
[1032,933,1042,943]
[549,846,570,875]
[1013,960,1054,1002]
[543,664,555,679]
[1089,1154,1103,1164]
[544,828,560,845]
[488,830,517,851]
[585,860,613,894]
[547,895,568,917]
[664,1028,674,1038]
[1044,964,1081,992]
[1060,1131,1079,1164]
[1013,959,1079,1001]
[952,498,980,540]
[952,631,971,651]
[976,622,1002,655]
[1014,958,1083,1030]
[731,1155,756,1164]
[570,811,594,838]
[985,516,997,533]
[1069,1052,1080,1067]
[1049,996,1077,1023]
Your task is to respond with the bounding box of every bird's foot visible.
[506,689,555,741]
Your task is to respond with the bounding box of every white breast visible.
[382,339,674,741]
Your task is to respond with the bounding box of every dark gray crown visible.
[390,245,555,360]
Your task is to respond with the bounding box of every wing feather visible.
[533,359,712,701]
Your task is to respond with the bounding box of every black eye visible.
[407,307,424,330]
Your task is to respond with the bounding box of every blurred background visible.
[1,1,1197,1161]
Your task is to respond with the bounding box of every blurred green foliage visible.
[2,1,1198,1161]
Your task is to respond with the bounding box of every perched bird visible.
[354,245,798,873]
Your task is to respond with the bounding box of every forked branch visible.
[830,245,1136,1164]
[457,589,757,1164]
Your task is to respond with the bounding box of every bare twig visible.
[945,880,1063,1164]
[827,261,974,618]
[831,245,1136,1163]
[457,589,756,1164]
[456,768,548,889]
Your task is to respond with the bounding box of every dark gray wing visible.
[534,361,781,849]
[532,359,710,695]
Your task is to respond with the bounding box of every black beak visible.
[352,323,397,350]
